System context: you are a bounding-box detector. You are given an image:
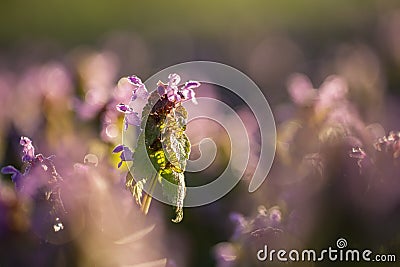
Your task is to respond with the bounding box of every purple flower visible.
[1,136,56,190]
[116,74,150,131]
[167,88,181,102]
[112,144,124,153]
[180,87,196,103]
[157,81,167,96]
[157,85,166,96]
[229,212,247,239]
[1,165,22,184]
[156,74,201,104]
[125,75,149,101]
[116,103,132,113]
[20,136,35,162]
[113,145,134,168]
[127,75,143,86]
[268,207,282,227]
[131,83,149,101]
[167,73,181,91]
[180,80,200,104]
[116,103,141,129]
[118,75,149,101]
[163,73,182,102]
[125,113,141,128]
[182,80,201,90]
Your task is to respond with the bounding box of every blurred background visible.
[1,1,400,266]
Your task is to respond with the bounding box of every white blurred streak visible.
[120,258,167,267]
[114,224,155,245]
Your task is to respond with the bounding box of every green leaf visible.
[161,106,191,172]
[160,170,185,223]
[126,91,160,191]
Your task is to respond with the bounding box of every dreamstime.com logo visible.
[122,61,276,207]
[257,238,397,263]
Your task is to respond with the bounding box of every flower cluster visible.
[157,73,200,104]
[1,136,66,233]
[115,73,200,130]
[214,206,294,267]
[1,137,55,187]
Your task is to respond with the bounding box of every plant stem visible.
[141,173,158,215]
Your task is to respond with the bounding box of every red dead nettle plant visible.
[113,73,201,223]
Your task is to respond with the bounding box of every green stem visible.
[141,173,158,215]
